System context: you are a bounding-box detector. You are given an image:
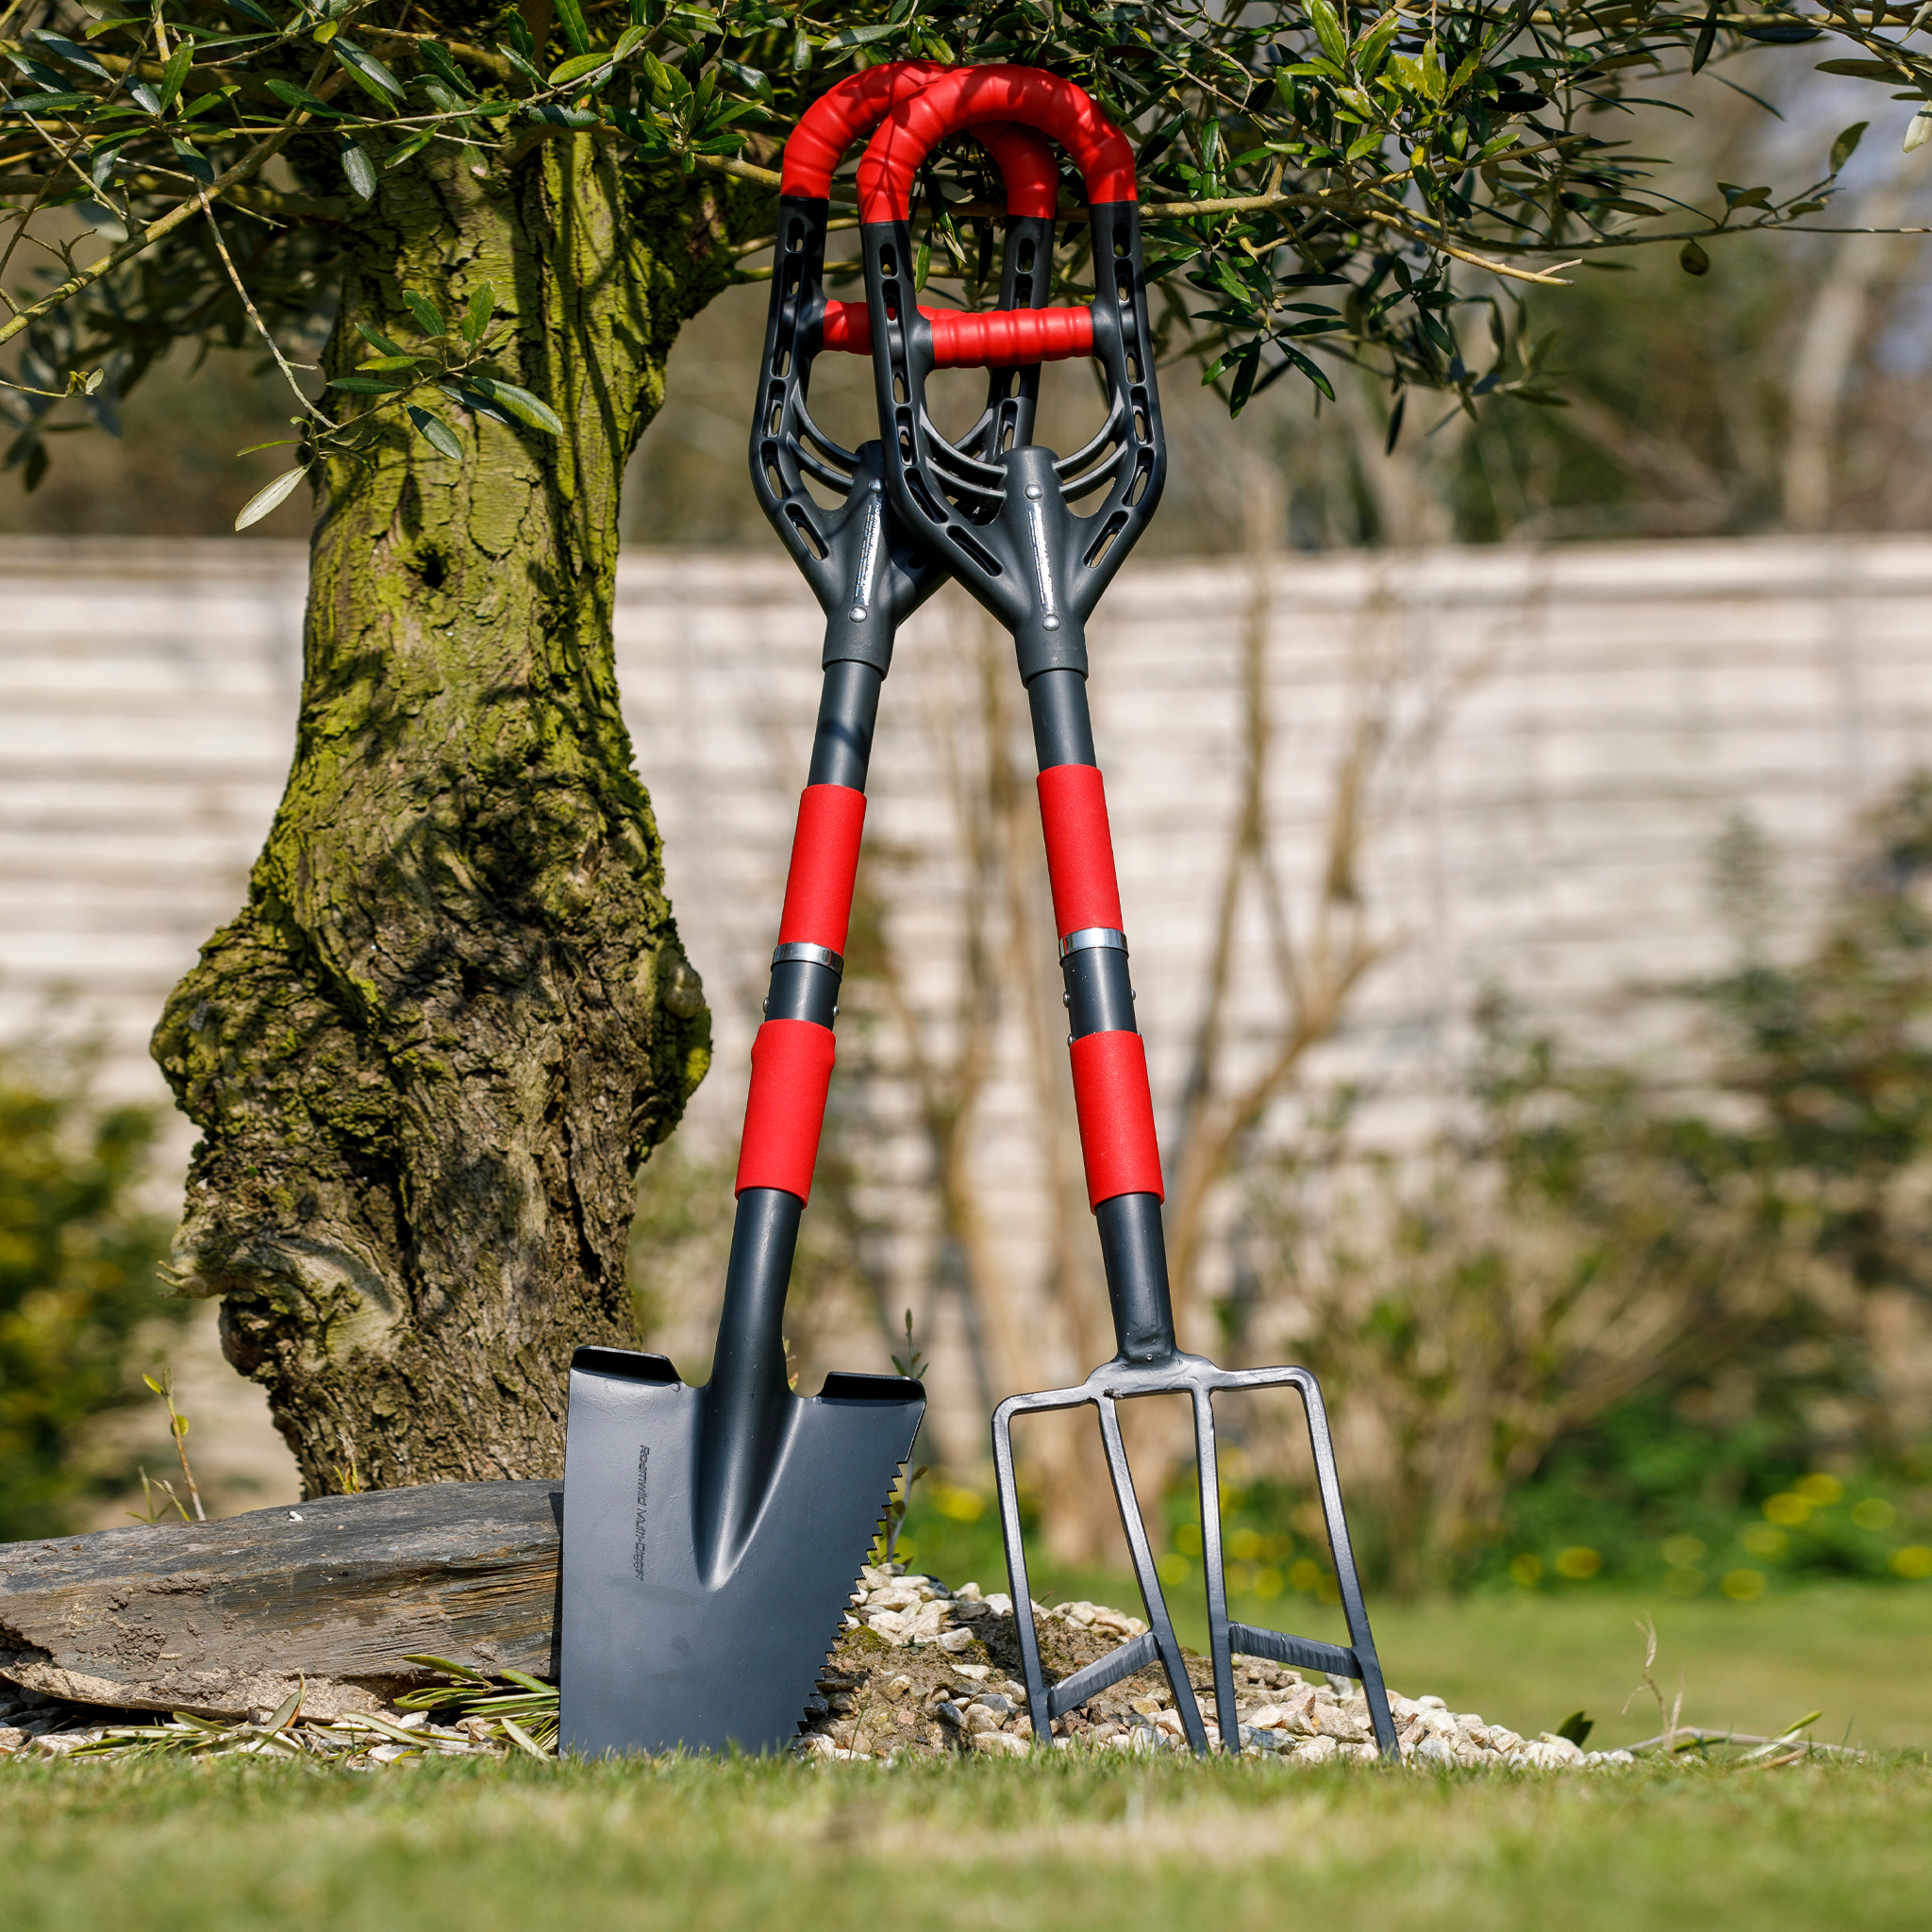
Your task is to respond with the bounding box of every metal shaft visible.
[697,650,886,1581]
[1027,665,1178,1365]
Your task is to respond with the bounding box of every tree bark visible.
[152,136,744,1494]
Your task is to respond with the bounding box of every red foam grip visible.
[782,70,1060,214]
[781,62,947,199]
[1069,1030,1164,1208]
[734,1019,837,1201]
[860,66,1138,223]
[822,302,1093,367]
[777,784,866,954]
[974,119,1062,220]
[1037,763,1124,937]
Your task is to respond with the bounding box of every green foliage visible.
[0,1046,178,1540]
[870,1307,929,1564]
[1,0,1926,504]
[1702,774,1932,1303]
[1243,773,1932,1595]
[1483,778,1932,1592]
[1489,1394,1931,1594]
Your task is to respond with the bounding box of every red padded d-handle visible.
[859,64,1137,223]
[781,67,1062,219]
[780,61,948,199]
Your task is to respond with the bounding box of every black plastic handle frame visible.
[751,82,1059,675]
[856,73,1168,684]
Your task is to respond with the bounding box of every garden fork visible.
[848,63,1400,1759]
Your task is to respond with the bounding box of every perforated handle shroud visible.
[751,65,1064,644]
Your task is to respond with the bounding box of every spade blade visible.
[558,1346,923,1757]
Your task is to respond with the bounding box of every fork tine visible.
[991,1392,1054,1744]
[1095,1391,1208,1754]
[1291,1370,1399,1758]
[1192,1386,1242,1755]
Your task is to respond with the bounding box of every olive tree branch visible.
[198,189,338,428]
[0,30,348,355]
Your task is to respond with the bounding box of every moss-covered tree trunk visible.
[153,136,738,1494]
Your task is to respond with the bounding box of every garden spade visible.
[558,68,1060,1758]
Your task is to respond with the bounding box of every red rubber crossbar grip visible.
[781,62,947,199]
[1069,1030,1164,1208]
[822,302,1093,367]
[1037,763,1124,937]
[734,1019,837,1201]
[777,784,865,955]
[860,65,1137,224]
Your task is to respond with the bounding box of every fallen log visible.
[0,1481,559,1721]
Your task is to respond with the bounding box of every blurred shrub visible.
[0,1048,179,1540]
[1484,1394,1929,1597]
[1241,774,1932,1594]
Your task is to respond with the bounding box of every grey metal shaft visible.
[808,658,883,788]
[1027,662,1179,1367]
[696,1187,804,1582]
[697,633,888,1585]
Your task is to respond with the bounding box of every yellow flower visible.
[1661,1535,1707,1567]
[1741,1524,1788,1559]
[1891,1545,1932,1580]
[1851,1498,1895,1531]
[1721,1569,1768,1601]
[1554,1546,1602,1579]
[1509,1553,1543,1587]
[930,1484,985,1524]
[1796,1473,1844,1507]
[1762,1492,1810,1527]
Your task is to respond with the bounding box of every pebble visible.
[973,1730,1031,1757]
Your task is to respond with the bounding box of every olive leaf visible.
[233,463,308,529]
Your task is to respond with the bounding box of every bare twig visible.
[199,192,338,428]
[1621,1616,1685,1751]
[143,1369,206,1522]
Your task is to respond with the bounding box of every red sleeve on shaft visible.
[778,785,866,954]
[972,119,1062,220]
[1069,1031,1164,1208]
[1037,764,1124,937]
[735,1020,837,1201]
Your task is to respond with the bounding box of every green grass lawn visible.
[7,1581,1925,1924]
[1348,1584,1932,1755]
[3,1753,1927,1931]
